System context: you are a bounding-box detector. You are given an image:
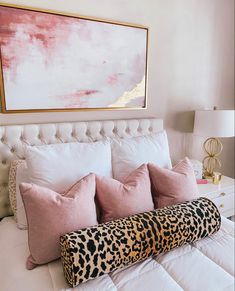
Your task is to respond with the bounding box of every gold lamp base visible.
[202,137,223,178]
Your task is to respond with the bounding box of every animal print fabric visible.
[8,160,26,219]
[60,197,221,287]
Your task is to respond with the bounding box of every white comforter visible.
[0,217,234,291]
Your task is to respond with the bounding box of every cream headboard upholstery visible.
[0,118,163,218]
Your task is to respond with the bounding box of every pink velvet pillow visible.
[148,157,199,208]
[96,164,154,223]
[20,173,98,270]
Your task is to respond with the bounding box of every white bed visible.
[0,118,234,291]
[1,216,234,291]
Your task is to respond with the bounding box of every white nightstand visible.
[198,176,234,218]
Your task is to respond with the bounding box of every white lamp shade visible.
[194,110,235,137]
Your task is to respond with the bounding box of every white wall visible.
[0,0,234,177]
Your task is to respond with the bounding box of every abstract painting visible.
[0,4,148,112]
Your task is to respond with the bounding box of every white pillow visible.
[112,131,172,181]
[25,140,112,193]
[16,161,29,229]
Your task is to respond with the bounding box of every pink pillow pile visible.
[96,164,154,222]
[20,173,97,270]
[148,157,199,208]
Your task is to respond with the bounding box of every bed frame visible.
[0,118,163,218]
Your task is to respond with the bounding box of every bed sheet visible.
[0,216,234,291]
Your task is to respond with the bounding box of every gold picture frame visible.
[0,3,148,113]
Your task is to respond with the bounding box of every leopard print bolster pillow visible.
[60,197,221,287]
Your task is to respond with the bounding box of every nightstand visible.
[198,176,234,218]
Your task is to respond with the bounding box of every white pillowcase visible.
[13,140,111,230]
[112,131,172,181]
[25,140,112,193]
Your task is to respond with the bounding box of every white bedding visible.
[0,217,234,291]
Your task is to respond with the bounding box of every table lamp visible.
[194,108,234,178]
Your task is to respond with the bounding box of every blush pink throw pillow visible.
[20,174,98,270]
[148,157,199,208]
[96,164,154,223]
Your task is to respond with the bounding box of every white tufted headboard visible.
[0,118,163,218]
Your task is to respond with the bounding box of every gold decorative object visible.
[202,138,223,178]
[212,172,222,185]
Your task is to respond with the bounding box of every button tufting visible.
[1,137,4,142]
[10,148,15,153]
[2,160,6,165]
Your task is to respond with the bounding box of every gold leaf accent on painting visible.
[109,77,145,107]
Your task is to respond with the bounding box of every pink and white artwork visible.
[0,5,148,112]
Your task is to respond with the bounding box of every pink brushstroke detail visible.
[58,90,100,107]
[29,33,51,48]
[107,73,123,86]
[65,90,99,98]
[0,6,88,78]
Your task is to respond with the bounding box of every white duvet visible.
[0,216,234,291]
